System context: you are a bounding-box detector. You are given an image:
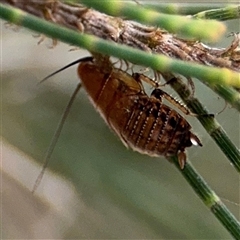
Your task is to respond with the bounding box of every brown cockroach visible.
[33,55,202,192]
[78,56,202,164]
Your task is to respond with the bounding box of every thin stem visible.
[193,5,240,21]
[76,0,226,42]
[163,73,240,173]
[143,3,233,15]
[171,156,240,240]
[212,85,240,112]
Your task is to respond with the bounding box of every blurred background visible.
[1,2,239,239]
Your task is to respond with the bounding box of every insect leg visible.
[151,88,194,116]
[177,150,187,169]
[133,72,196,116]
[132,72,159,88]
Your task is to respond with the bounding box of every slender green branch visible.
[162,73,240,173]
[143,3,234,15]
[75,0,226,42]
[193,5,240,21]
[0,4,239,91]
[170,156,240,240]
[212,85,240,112]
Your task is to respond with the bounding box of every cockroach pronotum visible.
[33,55,202,192]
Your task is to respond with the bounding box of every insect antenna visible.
[39,56,93,84]
[32,83,82,194]
[32,56,93,193]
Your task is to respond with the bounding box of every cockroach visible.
[33,55,202,192]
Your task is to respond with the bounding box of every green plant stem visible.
[171,156,240,240]
[212,85,240,112]
[193,5,240,21]
[74,0,226,42]
[165,74,240,173]
[0,4,239,90]
[143,3,229,15]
